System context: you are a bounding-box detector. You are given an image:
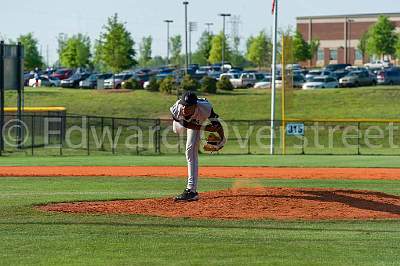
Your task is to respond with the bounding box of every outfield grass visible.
[5,86,400,120]
[1,154,400,168]
[0,176,400,265]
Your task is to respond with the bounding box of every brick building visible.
[296,13,400,67]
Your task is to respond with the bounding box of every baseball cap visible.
[179,91,198,106]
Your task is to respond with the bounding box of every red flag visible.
[272,0,275,14]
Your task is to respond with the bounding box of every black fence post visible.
[100,117,104,151]
[112,118,115,155]
[357,122,361,155]
[0,41,4,155]
[87,116,90,156]
[31,114,34,156]
[16,42,23,150]
[60,115,64,156]
[247,121,251,155]
[136,118,139,155]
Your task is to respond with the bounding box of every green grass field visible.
[5,86,400,120]
[1,155,400,265]
[1,154,400,168]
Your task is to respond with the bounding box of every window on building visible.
[317,49,324,61]
[355,49,363,61]
[329,49,337,60]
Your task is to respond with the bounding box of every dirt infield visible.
[11,166,398,220]
[2,166,400,180]
[39,187,400,220]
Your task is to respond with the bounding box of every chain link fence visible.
[1,114,400,156]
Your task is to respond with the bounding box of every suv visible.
[377,68,400,85]
[104,73,135,89]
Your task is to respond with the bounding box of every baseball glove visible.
[203,133,226,152]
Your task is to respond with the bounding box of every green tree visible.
[138,36,152,67]
[230,36,248,67]
[93,40,107,72]
[292,31,310,62]
[246,31,272,69]
[170,35,182,66]
[60,34,91,68]
[366,16,398,59]
[17,33,43,70]
[209,32,231,64]
[358,31,370,60]
[192,31,213,65]
[309,39,320,61]
[159,76,175,94]
[95,13,137,73]
[396,35,400,59]
[147,56,167,67]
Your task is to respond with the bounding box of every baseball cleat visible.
[174,189,199,202]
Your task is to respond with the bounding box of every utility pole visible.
[189,21,198,65]
[218,13,231,72]
[205,22,214,33]
[164,20,174,65]
[229,15,241,58]
[183,1,189,75]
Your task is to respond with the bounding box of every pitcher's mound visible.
[39,188,400,220]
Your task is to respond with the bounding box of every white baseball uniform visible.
[170,98,214,192]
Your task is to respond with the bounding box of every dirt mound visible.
[39,187,400,220]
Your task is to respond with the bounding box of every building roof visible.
[297,12,400,20]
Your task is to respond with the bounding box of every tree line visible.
[4,14,400,72]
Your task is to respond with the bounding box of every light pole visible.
[218,13,231,72]
[205,22,214,33]
[183,1,189,75]
[189,21,198,65]
[164,20,173,65]
[347,19,354,64]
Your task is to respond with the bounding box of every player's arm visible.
[207,109,225,139]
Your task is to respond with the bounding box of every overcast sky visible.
[0,0,398,64]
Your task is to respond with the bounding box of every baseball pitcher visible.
[170,91,226,201]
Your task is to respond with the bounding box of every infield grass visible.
[0,176,399,265]
[1,154,400,168]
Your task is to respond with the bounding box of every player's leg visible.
[175,128,200,201]
[186,128,201,191]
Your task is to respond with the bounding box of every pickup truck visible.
[220,73,257,88]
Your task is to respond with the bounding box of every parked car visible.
[325,64,351,72]
[60,73,91,88]
[377,68,400,85]
[51,69,74,80]
[339,71,377,87]
[365,60,392,69]
[24,72,35,86]
[79,73,113,89]
[305,70,332,81]
[220,72,257,88]
[332,70,349,80]
[28,75,61,87]
[254,76,272,89]
[302,76,339,90]
[104,73,135,89]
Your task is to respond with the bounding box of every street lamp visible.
[183,1,189,75]
[164,20,173,65]
[218,13,231,72]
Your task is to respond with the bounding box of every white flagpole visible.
[270,0,278,155]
